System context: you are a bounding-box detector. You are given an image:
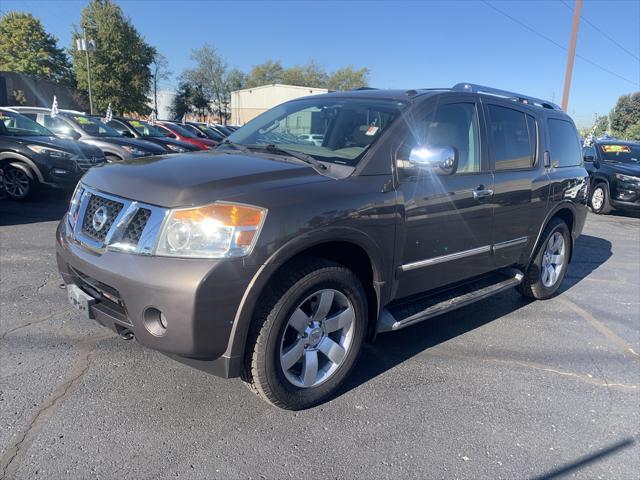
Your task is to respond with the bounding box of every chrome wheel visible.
[591,187,604,211]
[279,289,355,388]
[541,232,565,287]
[3,168,31,199]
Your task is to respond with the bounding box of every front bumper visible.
[56,218,260,371]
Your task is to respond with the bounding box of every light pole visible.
[76,26,95,114]
[561,0,583,112]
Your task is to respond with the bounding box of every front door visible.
[394,99,495,299]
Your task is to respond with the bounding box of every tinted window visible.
[598,143,640,164]
[488,105,534,170]
[107,120,129,134]
[549,119,581,167]
[0,110,52,136]
[43,115,76,136]
[582,145,596,161]
[398,102,481,174]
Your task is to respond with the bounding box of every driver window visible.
[43,115,73,135]
[398,103,481,175]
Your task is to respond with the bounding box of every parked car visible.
[103,116,200,153]
[298,133,325,146]
[154,121,219,150]
[0,108,105,200]
[57,83,588,410]
[583,139,640,214]
[183,122,225,142]
[11,107,166,161]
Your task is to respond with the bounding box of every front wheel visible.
[590,183,612,214]
[518,218,571,300]
[2,165,37,200]
[244,258,367,410]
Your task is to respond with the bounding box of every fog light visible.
[143,307,167,336]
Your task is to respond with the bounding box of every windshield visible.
[72,115,122,137]
[599,144,640,164]
[227,97,407,166]
[165,123,197,138]
[129,120,168,137]
[0,110,53,136]
[183,124,209,138]
[194,124,224,141]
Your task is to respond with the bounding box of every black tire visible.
[590,182,612,214]
[243,258,367,410]
[518,218,571,300]
[2,165,38,201]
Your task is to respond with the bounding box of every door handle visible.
[473,187,494,200]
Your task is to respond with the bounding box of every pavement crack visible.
[0,308,72,341]
[0,334,108,479]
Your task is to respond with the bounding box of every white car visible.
[298,134,324,146]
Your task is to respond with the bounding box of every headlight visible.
[122,145,149,157]
[27,145,72,159]
[166,144,187,153]
[156,202,267,258]
[68,184,84,228]
[615,173,640,184]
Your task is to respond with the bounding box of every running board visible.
[377,268,524,333]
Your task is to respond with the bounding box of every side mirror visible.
[121,131,135,138]
[409,145,458,175]
[583,155,594,162]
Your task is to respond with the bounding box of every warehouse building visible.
[230,84,328,125]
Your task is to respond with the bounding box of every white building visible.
[148,89,177,120]
[230,84,329,126]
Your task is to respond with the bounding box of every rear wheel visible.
[2,165,37,200]
[518,218,571,300]
[590,183,612,214]
[244,258,367,410]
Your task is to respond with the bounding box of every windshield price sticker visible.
[74,116,96,125]
[602,145,631,153]
[131,120,143,127]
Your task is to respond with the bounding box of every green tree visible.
[282,60,329,88]
[593,115,609,137]
[327,66,370,91]
[245,59,284,88]
[610,92,640,139]
[70,0,155,114]
[183,44,227,121]
[0,12,74,85]
[623,123,640,141]
[170,81,193,119]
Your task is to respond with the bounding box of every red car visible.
[155,121,219,150]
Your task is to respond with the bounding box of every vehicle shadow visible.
[0,188,70,226]
[339,233,612,397]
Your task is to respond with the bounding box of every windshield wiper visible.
[259,144,327,171]
[219,139,251,154]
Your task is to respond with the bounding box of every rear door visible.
[394,96,495,299]
[482,100,548,267]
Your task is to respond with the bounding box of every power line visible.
[560,0,640,62]
[481,0,640,87]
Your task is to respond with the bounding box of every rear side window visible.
[548,118,581,167]
[487,105,536,170]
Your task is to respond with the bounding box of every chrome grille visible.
[121,208,151,244]
[81,195,124,242]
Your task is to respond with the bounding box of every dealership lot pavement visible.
[1,191,638,480]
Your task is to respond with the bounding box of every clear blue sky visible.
[3,0,639,128]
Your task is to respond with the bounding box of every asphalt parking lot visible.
[1,190,639,480]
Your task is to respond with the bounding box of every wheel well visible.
[269,241,379,339]
[552,208,574,235]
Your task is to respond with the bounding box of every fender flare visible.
[0,151,44,183]
[223,227,386,368]
[526,201,578,268]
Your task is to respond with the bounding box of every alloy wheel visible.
[591,187,604,211]
[279,289,355,388]
[3,168,30,199]
[541,231,565,287]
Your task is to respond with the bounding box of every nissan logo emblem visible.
[92,206,109,232]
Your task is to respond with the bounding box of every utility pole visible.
[561,0,583,112]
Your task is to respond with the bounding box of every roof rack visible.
[452,83,562,110]
[351,87,378,91]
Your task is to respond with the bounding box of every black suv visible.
[1,108,105,200]
[583,139,640,214]
[11,107,166,161]
[57,84,588,409]
[103,116,201,153]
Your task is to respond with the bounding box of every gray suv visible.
[56,84,589,409]
[11,107,166,161]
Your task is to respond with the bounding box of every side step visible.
[377,268,524,333]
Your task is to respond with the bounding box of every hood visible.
[11,135,104,158]
[144,136,200,151]
[86,136,166,154]
[604,161,640,176]
[81,151,329,208]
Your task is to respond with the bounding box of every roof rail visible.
[351,87,378,91]
[452,83,561,110]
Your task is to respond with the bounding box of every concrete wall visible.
[230,84,328,125]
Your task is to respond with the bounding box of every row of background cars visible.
[0,105,237,200]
